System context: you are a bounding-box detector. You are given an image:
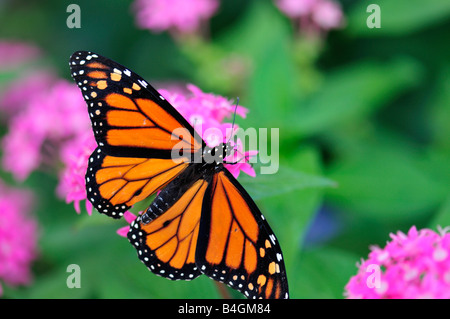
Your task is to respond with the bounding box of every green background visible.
[0,0,449,298]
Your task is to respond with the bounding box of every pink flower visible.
[160,84,247,130]
[224,141,258,179]
[159,84,256,178]
[27,80,90,140]
[133,0,219,34]
[311,0,343,30]
[0,70,55,118]
[1,117,44,181]
[275,0,318,17]
[1,79,89,181]
[57,132,96,215]
[0,41,40,70]
[275,0,344,32]
[186,84,248,123]
[0,181,38,295]
[117,211,139,238]
[345,226,450,299]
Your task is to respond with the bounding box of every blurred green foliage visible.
[0,0,449,299]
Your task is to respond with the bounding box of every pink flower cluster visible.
[0,61,94,214]
[1,43,256,221]
[159,84,256,178]
[275,0,344,32]
[133,0,219,34]
[0,181,38,296]
[57,132,96,215]
[1,78,90,181]
[0,71,55,119]
[345,226,450,299]
[56,83,257,218]
[0,41,41,70]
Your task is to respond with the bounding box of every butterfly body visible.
[70,51,289,299]
[141,142,230,223]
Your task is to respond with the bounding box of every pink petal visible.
[124,211,138,224]
[116,226,130,238]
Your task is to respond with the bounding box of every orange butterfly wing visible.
[70,51,203,159]
[86,147,189,218]
[128,175,209,280]
[128,167,289,299]
[70,51,203,218]
[196,169,289,299]
[70,51,289,298]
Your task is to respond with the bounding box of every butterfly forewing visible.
[70,50,200,218]
[69,51,203,159]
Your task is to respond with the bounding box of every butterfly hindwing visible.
[196,169,289,299]
[70,51,203,159]
[127,165,289,298]
[128,168,209,280]
[86,147,189,219]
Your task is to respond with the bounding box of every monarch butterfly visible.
[69,51,289,299]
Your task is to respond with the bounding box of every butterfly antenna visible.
[226,97,239,157]
[231,97,239,134]
[227,98,239,144]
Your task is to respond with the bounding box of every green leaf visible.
[240,163,336,201]
[218,0,299,130]
[347,0,450,36]
[255,146,326,272]
[325,132,449,221]
[0,70,18,86]
[428,195,450,230]
[10,266,93,299]
[289,247,359,299]
[97,254,221,299]
[429,64,450,149]
[291,57,424,136]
